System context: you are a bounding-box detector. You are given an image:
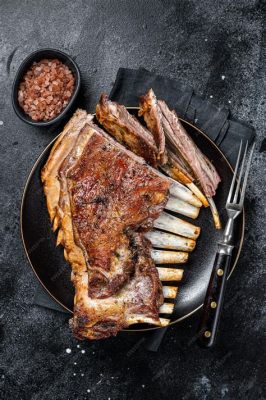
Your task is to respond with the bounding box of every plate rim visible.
[20,110,245,332]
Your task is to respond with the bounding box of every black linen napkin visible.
[34,67,255,351]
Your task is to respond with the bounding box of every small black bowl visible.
[12,48,81,127]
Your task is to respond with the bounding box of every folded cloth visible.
[34,67,255,351]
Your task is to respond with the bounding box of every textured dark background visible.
[0,1,265,399]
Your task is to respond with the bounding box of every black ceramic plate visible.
[21,111,244,331]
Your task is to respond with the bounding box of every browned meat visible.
[42,114,170,340]
[67,125,170,299]
[158,100,221,197]
[96,93,158,167]
[96,92,209,207]
[71,233,164,340]
[139,89,167,164]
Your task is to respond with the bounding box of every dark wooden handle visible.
[197,252,231,348]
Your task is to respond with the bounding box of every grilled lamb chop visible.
[96,94,203,208]
[137,90,206,205]
[96,93,158,167]
[158,100,221,198]
[158,99,221,228]
[139,89,167,164]
[42,114,171,339]
[67,124,170,299]
[138,90,221,228]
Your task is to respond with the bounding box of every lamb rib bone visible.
[154,212,201,240]
[162,286,178,298]
[157,267,184,281]
[165,196,200,219]
[152,249,188,264]
[145,230,196,252]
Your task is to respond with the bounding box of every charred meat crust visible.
[158,100,221,197]
[42,113,170,340]
[139,88,167,164]
[67,127,170,298]
[96,93,158,167]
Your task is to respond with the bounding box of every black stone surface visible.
[0,1,265,399]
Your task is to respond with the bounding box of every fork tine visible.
[233,141,248,203]
[239,142,256,206]
[226,140,242,205]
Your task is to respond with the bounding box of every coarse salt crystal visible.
[18,58,75,121]
[66,348,71,354]
[81,349,86,354]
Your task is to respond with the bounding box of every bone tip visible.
[159,318,171,326]
[215,219,222,230]
[195,227,201,238]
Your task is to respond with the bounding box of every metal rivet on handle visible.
[211,301,217,308]
[217,269,224,276]
[204,330,211,338]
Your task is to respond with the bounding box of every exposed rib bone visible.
[146,230,196,252]
[160,161,192,185]
[162,286,178,299]
[166,150,194,182]
[186,182,209,207]
[158,318,171,326]
[126,316,170,326]
[208,197,222,229]
[157,267,184,281]
[165,196,200,219]
[152,249,188,264]
[161,154,208,207]
[169,180,202,207]
[154,212,201,239]
[159,303,175,314]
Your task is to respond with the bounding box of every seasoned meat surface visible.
[158,100,221,197]
[139,88,167,164]
[67,126,170,298]
[96,93,158,167]
[42,112,170,339]
[71,233,164,340]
